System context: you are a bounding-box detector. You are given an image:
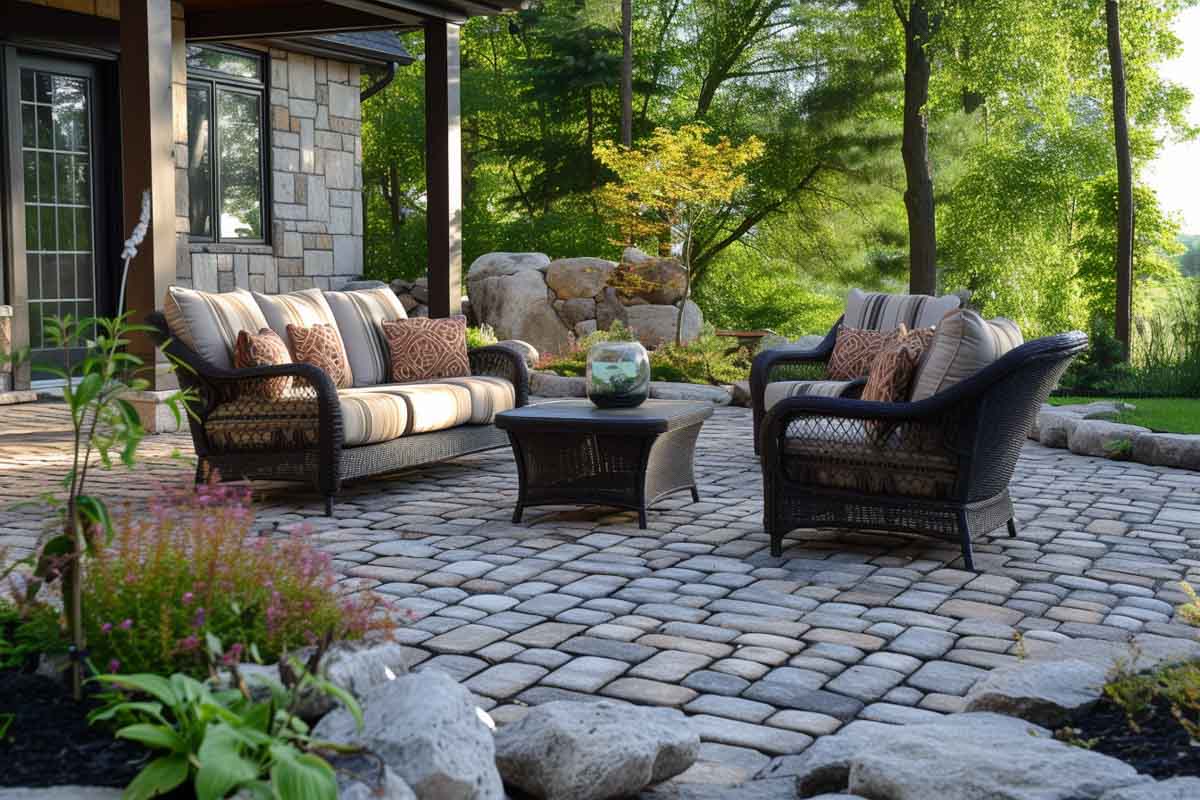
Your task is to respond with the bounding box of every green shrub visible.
[82,485,393,677]
[0,598,65,671]
[466,324,498,350]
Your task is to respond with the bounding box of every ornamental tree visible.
[594,123,764,344]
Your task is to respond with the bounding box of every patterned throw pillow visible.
[826,326,901,381]
[861,325,936,404]
[287,323,353,389]
[234,328,293,400]
[381,317,470,383]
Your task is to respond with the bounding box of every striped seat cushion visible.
[764,380,857,411]
[324,287,408,387]
[163,287,269,370]
[843,289,961,332]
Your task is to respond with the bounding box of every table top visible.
[495,399,714,434]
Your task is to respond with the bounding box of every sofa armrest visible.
[470,345,531,407]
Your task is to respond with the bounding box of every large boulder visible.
[649,382,732,405]
[781,713,1146,800]
[962,658,1109,727]
[496,340,539,368]
[467,251,551,281]
[1068,420,1151,459]
[289,639,412,721]
[618,257,688,305]
[314,670,504,800]
[546,258,616,300]
[530,373,587,398]
[1133,433,1200,470]
[493,699,699,800]
[332,754,418,800]
[596,287,629,331]
[1099,779,1200,799]
[469,268,572,356]
[1038,411,1082,448]
[559,298,597,327]
[627,302,703,348]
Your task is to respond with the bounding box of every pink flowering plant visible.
[83,482,393,677]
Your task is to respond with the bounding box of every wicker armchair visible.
[758,332,1087,570]
[750,322,841,453]
[148,312,529,513]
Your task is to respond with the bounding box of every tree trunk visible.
[900,0,937,295]
[1107,0,1134,359]
[621,0,633,146]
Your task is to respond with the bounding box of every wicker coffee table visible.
[495,399,714,528]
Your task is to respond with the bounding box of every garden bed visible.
[0,670,164,791]
[1065,693,1200,780]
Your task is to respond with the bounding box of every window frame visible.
[185,44,270,246]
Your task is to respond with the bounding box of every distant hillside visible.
[1180,234,1200,277]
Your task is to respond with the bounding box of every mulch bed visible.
[0,670,174,791]
[1067,694,1200,780]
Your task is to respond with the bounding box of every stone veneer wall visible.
[170,30,365,294]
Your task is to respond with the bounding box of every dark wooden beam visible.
[186,4,408,41]
[120,0,177,389]
[1,46,30,390]
[424,21,463,318]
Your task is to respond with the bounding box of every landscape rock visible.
[546,258,616,299]
[576,320,598,338]
[493,699,699,800]
[766,721,888,795]
[623,246,654,264]
[1132,433,1200,470]
[619,257,688,305]
[1068,420,1151,459]
[596,287,629,331]
[1025,633,1200,675]
[731,381,752,407]
[409,277,430,304]
[627,302,703,348]
[289,639,411,721]
[467,251,551,281]
[1099,778,1200,800]
[531,372,587,398]
[496,340,539,368]
[1038,411,1082,448]
[560,298,598,326]
[332,754,418,800]
[649,382,732,405]
[962,658,1108,726]
[315,670,504,800]
[469,268,573,355]
[0,789,122,800]
[639,778,804,800]
[845,713,1146,800]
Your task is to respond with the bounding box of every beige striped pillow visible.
[162,287,269,370]
[844,289,961,332]
[324,287,407,387]
[910,309,1023,401]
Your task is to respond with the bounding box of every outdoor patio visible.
[2,398,1199,787]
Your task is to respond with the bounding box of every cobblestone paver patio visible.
[3,400,1200,786]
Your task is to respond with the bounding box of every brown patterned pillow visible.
[287,323,353,389]
[234,328,293,400]
[381,317,470,382]
[861,325,935,404]
[826,325,901,381]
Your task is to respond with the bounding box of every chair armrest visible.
[749,325,838,414]
[469,345,531,407]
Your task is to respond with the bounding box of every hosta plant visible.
[89,635,360,800]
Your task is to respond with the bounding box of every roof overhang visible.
[183,0,522,42]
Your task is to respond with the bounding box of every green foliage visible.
[1048,396,1200,435]
[693,244,844,338]
[466,324,499,349]
[0,598,64,671]
[89,637,358,800]
[539,322,751,385]
[82,485,393,678]
[1103,656,1200,744]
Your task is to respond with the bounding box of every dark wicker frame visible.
[148,312,529,513]
[759,332,1088,570]
[749,318,841,454]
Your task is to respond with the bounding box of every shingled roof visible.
[272,30,414,67]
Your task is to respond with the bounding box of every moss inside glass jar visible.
[586,341,651,408]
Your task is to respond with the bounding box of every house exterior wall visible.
[176,43,366,295]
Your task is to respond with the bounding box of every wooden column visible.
[424,20,462,318]
[120,0,177,387]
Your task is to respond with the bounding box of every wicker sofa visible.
[149,285,528,513]
[758,332,1088,570]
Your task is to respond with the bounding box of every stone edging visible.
[1031,402,1200,471]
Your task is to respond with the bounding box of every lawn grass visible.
[1048,396,1200,435]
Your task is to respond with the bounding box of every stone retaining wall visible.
[1031,401,1200,471]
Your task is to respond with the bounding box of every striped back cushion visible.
[844,289,961,332]
[324,287,407,386]
[253,288,343,355]
[911,309,1023,401]
[163,287,270,370]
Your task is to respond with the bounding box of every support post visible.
[119,0,177,389]
[424,20,462,318]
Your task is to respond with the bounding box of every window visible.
[186,45,268,243]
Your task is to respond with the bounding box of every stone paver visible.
[3,400,1200,793]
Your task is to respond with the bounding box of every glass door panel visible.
[19,64,99,371]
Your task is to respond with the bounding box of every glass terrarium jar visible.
[587,341,651,408]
